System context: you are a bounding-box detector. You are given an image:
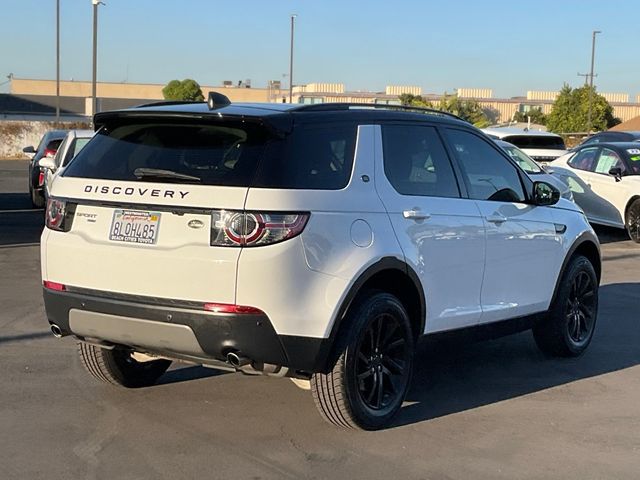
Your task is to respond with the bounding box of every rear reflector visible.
[203,303,264,315]
[43,281,66,291]
[38,171,45,186]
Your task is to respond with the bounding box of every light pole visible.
[91,0,105,116]
[56,0,60,121]
[288,14,296,103]
[587,30,601,133]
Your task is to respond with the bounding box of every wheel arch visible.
[551,232,602,306]
[317,257,425,372]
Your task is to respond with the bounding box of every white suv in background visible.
[483,127,568,163]
[42,96,601,430]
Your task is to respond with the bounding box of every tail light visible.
[43,280,66,291]
[210,210,309,247]
[203,302,264,314]
[45,198,75,232]
[38,171,45,186]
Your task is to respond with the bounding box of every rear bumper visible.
[43,288,330,373]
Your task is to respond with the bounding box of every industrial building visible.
[3,77,640,124]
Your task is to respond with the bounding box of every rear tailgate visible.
[44,178,245,304]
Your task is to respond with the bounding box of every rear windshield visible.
[63,119,357,190]
[503,135,566,150]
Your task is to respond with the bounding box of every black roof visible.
[578,142,640,153]
[93,100,470,132]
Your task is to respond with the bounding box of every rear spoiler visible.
[92,109,292,138]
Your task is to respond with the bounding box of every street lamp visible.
[587,30,601,133]
[56,0,60,120]
[91,0,105,116]
[288,14,297,103]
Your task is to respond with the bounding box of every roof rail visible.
[292,103,465,121]
[134,100,197,108]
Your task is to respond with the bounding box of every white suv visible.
[42,96,601,430]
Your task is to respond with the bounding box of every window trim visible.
[442,127,531,204]
[380,122,463,199]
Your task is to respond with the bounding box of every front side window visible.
[382,125,459,198]
[446,129,526,203]
[568,147,599,172]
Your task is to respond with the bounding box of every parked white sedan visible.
[549,142,640,242]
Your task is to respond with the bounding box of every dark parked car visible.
[23,130,68,207]
[577,131,640,148]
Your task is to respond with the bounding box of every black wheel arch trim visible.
[312,256,426,373]
[550,231,601,307]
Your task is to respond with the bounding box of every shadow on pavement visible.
[158,365,227,385]
[0,331,52,344]
[0,192,43,246]
[593,224,631,245]
[394,282,640,428]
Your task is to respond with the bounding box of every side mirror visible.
[532,181,560,206]
[23,146,36,154]
[39,156,56,171]
[608,167,623,182]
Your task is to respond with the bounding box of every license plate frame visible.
[109,209,161,245]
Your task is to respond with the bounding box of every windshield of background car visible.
[502,145,543,174]
[62,119,357,190]
[503,135,566,150]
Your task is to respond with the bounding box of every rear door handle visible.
[486,214,508,224]
[403,209,431,221]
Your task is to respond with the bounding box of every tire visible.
[31,186,45,209]
[77,342,171,388]
[311,292,414,430]
[625,198,640,243]
[533,255,598,357]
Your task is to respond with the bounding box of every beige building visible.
[8,77,640,124]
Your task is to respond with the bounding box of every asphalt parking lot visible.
[1,159,639,480]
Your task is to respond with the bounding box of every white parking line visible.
[0,209,43,213]
[0,243,40,249]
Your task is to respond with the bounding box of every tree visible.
[437,93,490,128]
[162,79,204,102]
[398,93,433,108]
[546,83,617,133]
[398,92,490,127]
[513,108,547,125]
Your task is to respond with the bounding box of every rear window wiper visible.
[133,168,201,183]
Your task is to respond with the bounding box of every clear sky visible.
[1,0,639,99]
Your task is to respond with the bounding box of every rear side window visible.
[447,129,526,203]
[63,120,356,190]
[382,125,459,198]
[503,135,566,150]
[252,123,356,190]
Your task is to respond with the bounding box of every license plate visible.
[109,210,161,245]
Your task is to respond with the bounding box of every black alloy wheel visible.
[626,199,640,243]
[533,255,599,357]
[311,292,414,430]
[565,271,597,347]
[353,313,410,412]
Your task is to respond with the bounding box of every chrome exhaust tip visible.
[227,351,250,368]
[50,324,63,338]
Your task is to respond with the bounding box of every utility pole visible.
[91,0,104,116]
[56,0,60,121]
[578,30,601,133]
[289,14,296,103]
